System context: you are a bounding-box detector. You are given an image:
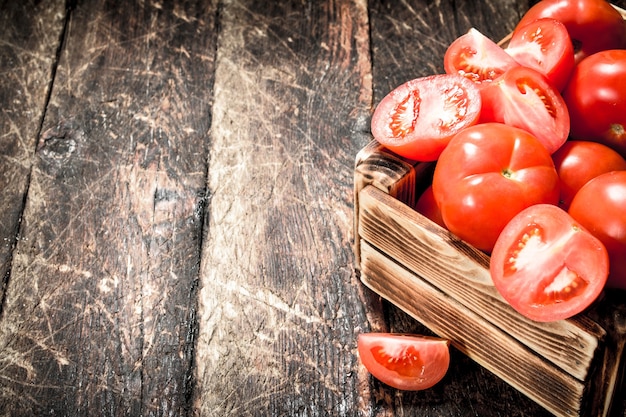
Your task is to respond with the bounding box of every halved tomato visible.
[444,28,520,87]
[479,66,570,154]
[514,0,626,62]
[370,74,482,161]
[490,204,609,322]
[505,18,575,91]
[357,333,450,391]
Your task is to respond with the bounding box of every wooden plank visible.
[0,0,217,415]
[192,0,377,415]
[357,178,605,382]
[0,0,66,311]
[359,238,586,417]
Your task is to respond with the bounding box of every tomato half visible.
[552,141,626,209]
[514,0,626,62]
[479,65,570,154]
[432,123,560,252]
[357,333,450,391]
[370,74,482,161]
[505,18,575,91]
[569,171,626,290]
[444,28,520,87]
[562,49,626,158]
[490,204,609,322]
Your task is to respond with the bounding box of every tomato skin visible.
[505,18,575,91]
[479,65,570,154]
[370,74,482,162]
[490,204,609,322]
[552,141,626,209]
[569,171,626,289]
[562,49,626,158]
[444,28,520,87]
[515,0,626,62]
[432,123,560,252]
[357,333,450,391]
[414,186,446,228]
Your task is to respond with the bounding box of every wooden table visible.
[1,0,624,416]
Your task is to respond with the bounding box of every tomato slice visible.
[479,65,570,154]
[444,28,520,87]
[569,171,626,290]
[514,0,626,62]
[490,204,609,322]
[370,74,482,161]
[432,123,560,253]
[505,18,575,91]
[357,333,450,391]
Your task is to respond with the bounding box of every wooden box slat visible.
[353,141,626,417]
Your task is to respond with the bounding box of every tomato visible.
[514,0,626,62]
[505,18,575,91]
[414,185,446,228]
[552,141,626,209]
[432,123,560,252]
[370,74,482,162]
[357,333,450,391]
[479,65,570,154]
[562,49,626,158]
[444,28,520,87]
[490,204,609,322]
[569,171,626,290]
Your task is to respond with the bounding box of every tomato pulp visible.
[479,66,570,154]
[569,171,626,290]
[370,74,482,162]
[514,0,626,62]
[505,18,575,91]
[432,123,560,252]
[444,27,519,86]
[357,333,450,391]
[490,204,609,322]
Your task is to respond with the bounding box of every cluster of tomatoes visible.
[359,0,626,393]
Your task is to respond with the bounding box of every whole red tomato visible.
[563,49,626,158]
[514,0,626,61]
[569,171,626,289]
[552,141,626,209]
[432,123,560,252]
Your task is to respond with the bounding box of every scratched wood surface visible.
[0,0,624,416]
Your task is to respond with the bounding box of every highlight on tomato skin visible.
[357,333,450,391]
[490,204,609,322]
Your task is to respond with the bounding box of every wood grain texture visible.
[0,0,66,313]
[193,0,375,415]
[0,0,216,415]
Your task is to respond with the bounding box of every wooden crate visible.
[353,139,626,417]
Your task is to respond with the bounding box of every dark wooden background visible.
[1,0,624,416]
